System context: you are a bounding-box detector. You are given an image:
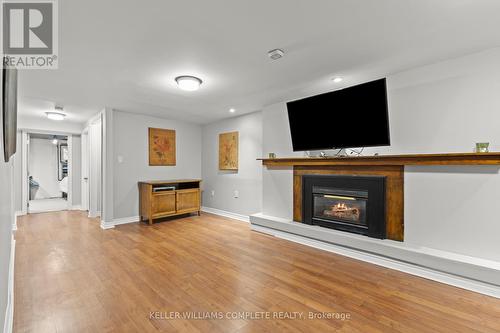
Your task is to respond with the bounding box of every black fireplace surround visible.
[302,175,386,239]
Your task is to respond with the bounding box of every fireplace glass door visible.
[312,187,368,228]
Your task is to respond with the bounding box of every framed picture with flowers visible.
[219,131,238,170]
[149,128,176,166]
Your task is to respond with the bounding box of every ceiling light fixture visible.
[332,77,343,83]
[175,76,203,91]
[52,138,58,145]
[268,48,284,60]
[46,111,66,121]
[229,108,235,113]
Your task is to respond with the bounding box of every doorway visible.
[26,133,71,213]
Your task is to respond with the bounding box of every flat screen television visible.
[2,67,18,162]
[287,78,390,151]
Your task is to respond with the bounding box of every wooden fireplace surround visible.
[259,152,500,241]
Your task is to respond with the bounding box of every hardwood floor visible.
[14,211,500,332]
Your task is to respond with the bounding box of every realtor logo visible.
[2,0,58,69]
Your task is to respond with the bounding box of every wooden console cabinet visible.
[139,179,201,224]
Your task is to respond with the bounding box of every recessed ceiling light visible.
[46,112,66,121]
[229,108,235,113]
[175,76,202,91]
[332,77,343,83]
[52,138,58,145]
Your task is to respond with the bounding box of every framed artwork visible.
[219,131,238,170]
[149,128,176,166]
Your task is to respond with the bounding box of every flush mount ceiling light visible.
[45,111,66,121]
[332,77,343,83]
[175,76,202,91]
[229,108,236,113]
[46,105,66,121]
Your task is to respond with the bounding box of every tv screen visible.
[2,67,18,162]
[287,78,390,151]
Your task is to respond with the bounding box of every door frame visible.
[81,128,89,212]
[22,130,73,213]
[87,114,102,218]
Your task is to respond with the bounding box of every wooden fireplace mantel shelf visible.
[258,152,500,167]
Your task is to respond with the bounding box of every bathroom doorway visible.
[26,133,71,213]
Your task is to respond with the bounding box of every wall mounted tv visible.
[287,78,390,152]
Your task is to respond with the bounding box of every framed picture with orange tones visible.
[149,128,176,166]
[219,131,238,170]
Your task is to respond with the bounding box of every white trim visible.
[12,211,23,231]
[101,108,114,223]
[201,206,250,223]
[250,215,500,299]
[100,216,140,230]
[22,131,73,214]
[3,236,15,333]
[80,128,89,212]
[66,135,73,210]
[100,220,115,230]
[88,117,102,219]
[21,132,28,215]
[71,205,83,211]
[113,216,140,226]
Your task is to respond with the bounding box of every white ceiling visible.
[18,0,500,125]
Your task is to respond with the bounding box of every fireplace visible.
[302,175,386,239]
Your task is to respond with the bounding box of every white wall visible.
[261,48,500,262]
[112,111,202,219]
[202,112,263,216]
[29,138,64,199]
[18,115,84,134]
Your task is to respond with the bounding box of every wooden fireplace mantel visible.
[259,152,500,242]
[258,152,500,167]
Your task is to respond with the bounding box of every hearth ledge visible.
[250,213,500,298]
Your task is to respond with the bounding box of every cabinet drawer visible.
[176,189,200,214]
[151,192,176,216]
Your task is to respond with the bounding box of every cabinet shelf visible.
[139,179,202,224]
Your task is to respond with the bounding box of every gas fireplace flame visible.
[334,203,348,210]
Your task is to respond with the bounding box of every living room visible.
[1,1,500,332]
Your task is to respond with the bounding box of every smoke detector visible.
[268,48,284,60]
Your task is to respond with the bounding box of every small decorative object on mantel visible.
[219,131,238,170]
[475,142,490,153]
[149,127,176,166]
[268,152,276,159]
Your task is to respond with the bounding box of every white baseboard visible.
[12,212,21,232]
[100,220,114,230]
[201,206,250,223]
[13,211,25,231]
[71,205,83,211]
[113,216,140,226]
[251,216,500,299]
[100,216,140,230]
[3,236,15,333]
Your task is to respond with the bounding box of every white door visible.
[81,130,89,211]
[88,117,102,218]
